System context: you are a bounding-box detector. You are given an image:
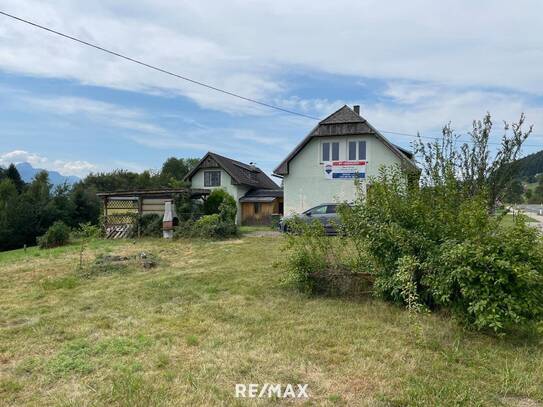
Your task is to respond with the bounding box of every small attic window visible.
[204,170,221,187]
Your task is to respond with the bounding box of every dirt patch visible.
[79,252,159,277]
[502,397,542,407]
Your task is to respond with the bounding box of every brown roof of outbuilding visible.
[185,152,278,189]
[273,105,418,176]
[243,188,283,198]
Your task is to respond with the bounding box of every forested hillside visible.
[512,149,543,179]
[501,149,543,204]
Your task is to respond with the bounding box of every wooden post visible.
[137,196,143,238]
[103,197,108,235]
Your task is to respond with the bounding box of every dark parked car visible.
[280,203,342,235]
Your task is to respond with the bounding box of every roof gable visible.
[185,152,278,189]
[320,105,365,124]
[273,105,418,176]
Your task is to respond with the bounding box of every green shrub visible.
[203,189,236,219]
[174,214,238,239]
[138,214,163,237]
[282,218,328,292]
[430,223,543,331]
[338,166,543,332]
[73,222,102,239]
[281,217,371,294]
[37,221,70,249]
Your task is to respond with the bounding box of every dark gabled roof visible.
[96,188,209,199]
[243,188,283,198]
[273,105,418,176]
[185,152,278,189]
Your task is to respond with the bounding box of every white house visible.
[273,105,418,214]
[185,152,282,225]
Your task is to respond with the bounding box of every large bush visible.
[203,189,237,219]
[339,167,543,331]
[175,214,238,239]
[138,214,163,237]
[175,189,238,239]
[37,221,70,249]
[282,217,373,295]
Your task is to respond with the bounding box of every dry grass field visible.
[0,235,542,406]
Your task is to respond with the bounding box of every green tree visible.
[5,164,25,192]
[161,157,199,187]
[70,183,101,226]
[415,113,532,210]
[503,179,524,204]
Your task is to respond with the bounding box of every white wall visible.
[191,168,249,224]
[283,135,403,214]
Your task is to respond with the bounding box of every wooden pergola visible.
[97,188,210,238]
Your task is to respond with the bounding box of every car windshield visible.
[306,206,327,215]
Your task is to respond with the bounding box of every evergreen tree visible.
[5,164,24,192]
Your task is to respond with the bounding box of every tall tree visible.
[414,113,532,210]
[5,164,25,192]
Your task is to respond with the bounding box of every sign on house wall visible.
[324,160,366,180]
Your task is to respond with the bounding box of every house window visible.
[358,141,366,160]
[348,141,357,160]
[254,202,261,214]
[204,170,221,187]
[322,142,330,161]
[331,142,339,161]
[322,141,340,162]
[348,140,367,160]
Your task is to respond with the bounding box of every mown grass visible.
[0,237,542,406]
[239,225,275,234]
[500,213,538,227]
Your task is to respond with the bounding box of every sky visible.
[0,0,542,178]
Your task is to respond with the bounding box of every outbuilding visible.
[185,151,282,225]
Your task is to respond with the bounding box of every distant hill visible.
[513,150,543,179]
[14,162,80,186]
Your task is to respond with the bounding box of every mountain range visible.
[13,162,80,186]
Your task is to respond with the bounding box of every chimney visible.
[353,105,360,115]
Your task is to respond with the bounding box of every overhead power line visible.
[0,10,541,149]
[0,10,320,121]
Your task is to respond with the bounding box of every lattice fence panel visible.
[106,199,138,210]
[104,199,138,239]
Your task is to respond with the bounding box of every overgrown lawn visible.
[0,237,542,406]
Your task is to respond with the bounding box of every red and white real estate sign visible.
[324,160,366,179]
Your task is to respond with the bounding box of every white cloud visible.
[1,0,543,117]
[15,92,296,156]
[0,150,97,176]
[0,150,48,167]
[20,94,172,138]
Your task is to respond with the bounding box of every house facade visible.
[274,105,418,214]
[185,152,282,225]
